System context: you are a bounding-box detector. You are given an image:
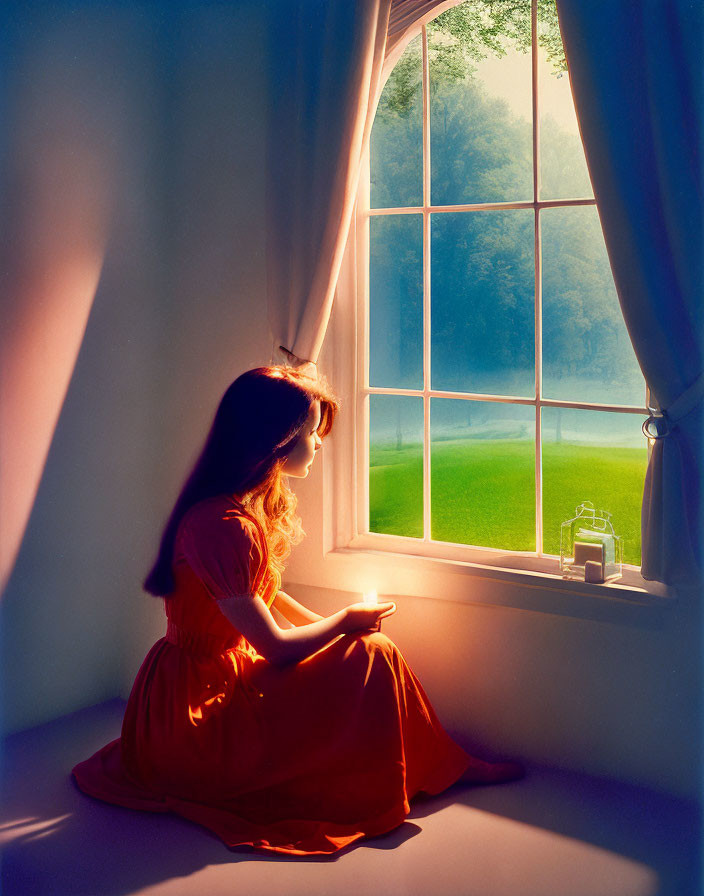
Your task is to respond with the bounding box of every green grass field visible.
[369,439,647,567]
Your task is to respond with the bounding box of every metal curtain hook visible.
[642,412,672,440]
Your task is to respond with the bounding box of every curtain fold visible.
[265,0,392,370]
[384,0,461,76]
[265,0,457,373]
[555,0,703,584]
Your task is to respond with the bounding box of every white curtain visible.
[265,0,391,370]
[265,0,458,371]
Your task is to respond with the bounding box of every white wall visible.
[118,1,272,686]
[2,1,701,809]
[1,0,270,734]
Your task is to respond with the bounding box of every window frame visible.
[320,2,671,607]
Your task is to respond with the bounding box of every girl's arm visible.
[216,594,397,667]
[272,589,324,626]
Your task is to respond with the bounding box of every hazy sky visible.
[473,45,579,132]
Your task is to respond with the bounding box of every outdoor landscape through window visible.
[367,0,648,568]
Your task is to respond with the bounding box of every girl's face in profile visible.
[282,400,322,478]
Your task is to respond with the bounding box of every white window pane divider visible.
[532,0,543,556]
[369,198,600,215]
[421,25,432,549]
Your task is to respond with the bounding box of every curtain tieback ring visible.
[642,370,704,440]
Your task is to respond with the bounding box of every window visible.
[361,0,650,575]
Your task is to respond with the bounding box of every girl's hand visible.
[343,601,396,634]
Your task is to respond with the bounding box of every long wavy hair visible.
[143,365,340,597]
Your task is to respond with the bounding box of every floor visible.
[1,699,700,896]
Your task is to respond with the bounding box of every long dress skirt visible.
[71,495,476,856]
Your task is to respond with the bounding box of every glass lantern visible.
[560,501,623,583]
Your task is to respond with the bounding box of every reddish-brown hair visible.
[143,365,340,597]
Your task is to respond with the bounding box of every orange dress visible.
[71,494,475,856]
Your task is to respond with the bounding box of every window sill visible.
[323,533,675,624]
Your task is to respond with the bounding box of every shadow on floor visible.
[1,699,700,896]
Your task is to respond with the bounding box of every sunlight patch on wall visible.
[0,18,115,594]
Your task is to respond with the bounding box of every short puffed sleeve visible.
[178,501,260,601]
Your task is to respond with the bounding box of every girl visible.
[72,364,523,856]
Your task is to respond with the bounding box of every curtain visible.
[265,0,460,371]
[556,0,703,585]
[265,0,391,370]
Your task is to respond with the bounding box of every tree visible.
[378,0,566,120]
[369,0,644,402]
